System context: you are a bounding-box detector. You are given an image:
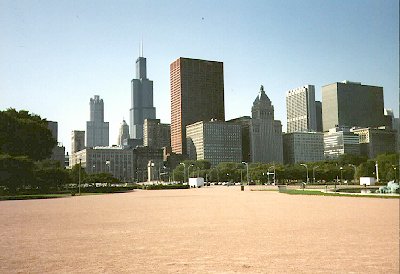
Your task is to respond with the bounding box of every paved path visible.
[0,186,398,273]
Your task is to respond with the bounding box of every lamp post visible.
[150,162,155,183]
[267,166,275,185]
[180,162,186,184]
[349,164,356,184]
[392,165,397,182]
[312,166,319,184]
[300,164,309,184]
[242,161,249,186]
[78,159,81,195]
[188,164,194,181]
[106,160,111,173]
[375,161,379,182]
[340,167,343,185]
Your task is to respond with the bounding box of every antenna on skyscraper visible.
[140,38,144,57]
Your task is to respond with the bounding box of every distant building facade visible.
[322,81,385,131]
[352,127,397,158]
[86,95,109,147]
[133,146,163,182]
[117,120,130,146]
[170,57,225,155]
[250,86,283,164]
[143,119,171,148]
[69,145,163,182]
[130,55,156,141]
[286,85,317,133]
[186,120,242,166]
[47,121,65,167]
[71,147,134,181]
[315,101,323,132]
[71,130,85,153]
[227,116,252,163]
[283,132,324,164]
[324,127,360,159]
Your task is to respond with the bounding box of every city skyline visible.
[1,0,398,154]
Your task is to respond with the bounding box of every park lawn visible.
[282,189,400,199]
[0,193,72,201]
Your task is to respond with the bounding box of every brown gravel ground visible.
[0,186,398,273]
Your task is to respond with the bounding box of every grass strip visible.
[282,189,399,199]
[0,194,71,201]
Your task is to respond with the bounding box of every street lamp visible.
[375,161,379,182]
[267,166,275,185]
[180,162,186,184]
[78,158,82,195]
[300,164,309,184]
[242,161,249,186]
[188,164,194,180]
[392,165,398,182]
[340,167,343,185]
[105,160,111,174]
[313,166,319,184]
[349,164,356,184]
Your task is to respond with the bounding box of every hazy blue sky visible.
[1,0,398,154]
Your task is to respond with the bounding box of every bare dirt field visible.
[0,186,398,273]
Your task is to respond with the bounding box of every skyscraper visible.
[186,120,242,166]
[47,121,65,167]
[117,119,130,146]
[315,101,323,132]
[283,132,324,164]
[170,57,225,155]
[250,85,283,163]
[130,54,156,140]
[286,85,317,133]
[143,119,171,149]
[86,95,109,147]
[322,81,385,131]
[71,130,85,153]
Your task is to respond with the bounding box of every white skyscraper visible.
[86,95,109,147]
[286,85,317,133]
[117,119,130,146]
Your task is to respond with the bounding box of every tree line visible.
[171,153,399,184]
[0,109,121,195]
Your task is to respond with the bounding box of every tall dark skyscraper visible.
[130,53,156,140]
[322,81,385,131]
[170,57,225,155]
[315,101,323,132]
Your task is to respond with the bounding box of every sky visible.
[1,0,399,155]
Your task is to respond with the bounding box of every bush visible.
[145,184,189,190]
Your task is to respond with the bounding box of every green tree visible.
[356,160,375,178]
[69,164,88,185]
[337,154,368,166]
[33,167,71,192]
[0,154,34,194]
[0,109,56,161]
[83,173,120,186]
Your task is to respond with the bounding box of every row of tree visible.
[171,153,399,184]
[0,109,122,194]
